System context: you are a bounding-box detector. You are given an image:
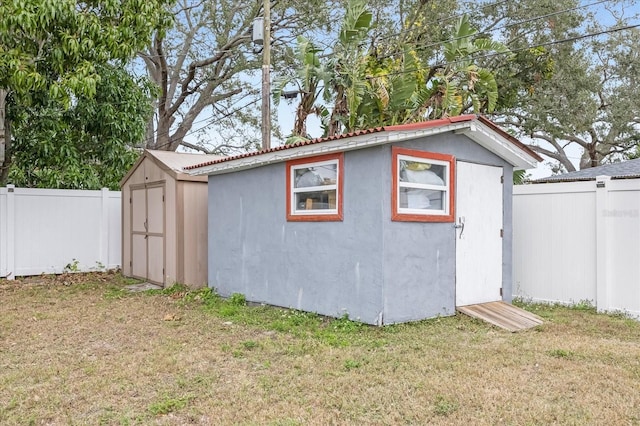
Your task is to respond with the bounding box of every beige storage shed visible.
[120,149,220,288]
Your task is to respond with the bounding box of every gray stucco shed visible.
[188,115,541,325]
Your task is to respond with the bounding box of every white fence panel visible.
[107,192,121,271]
[513,177,640,318]
[513,181,597,304]
[603,180,640,317]
[0,185,121,279]
[0,187,8,278]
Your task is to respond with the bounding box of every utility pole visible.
[261,0,271,150]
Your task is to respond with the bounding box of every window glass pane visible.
[294,163,337,188]
[399,188,445,210]
[295,190,337,210]
[400,160,445,185]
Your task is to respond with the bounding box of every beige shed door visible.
[131,188,147,279]
[131,184,165,285]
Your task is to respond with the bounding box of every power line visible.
[151,21,639,151]
[376,0,611,60]
[276,0,619,79]
[139,1,637,151]
[275,0,513,64]
[495,0,611,33]
[369,22,640,80]
[376,0,512,42]
[137,48,252,60]
[149,96,262,151]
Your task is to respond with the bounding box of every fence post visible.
[6,184,15,280]
[595,175,611,313]
[100,188,109,271]
[0,188,5,278]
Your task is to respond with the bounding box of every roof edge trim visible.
[463,122,540,170]
[188,122,474,176]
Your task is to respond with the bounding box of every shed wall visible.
[208,147,386,324]
[380,133,512,324]
[178,180,208,287]
[208,132,514,324]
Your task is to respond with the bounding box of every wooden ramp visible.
[457,301,543,332]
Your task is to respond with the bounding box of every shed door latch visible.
[453,216,465,239]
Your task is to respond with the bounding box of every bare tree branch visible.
[180,140,213,153]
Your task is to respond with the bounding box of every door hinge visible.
[500,287,503,296]
[129,261,132,267]
[162,195,165,202]
[500,229,504,238]
[129,197,132,204]
[500,175,504,184]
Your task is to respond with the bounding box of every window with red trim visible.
[286,153,344,221]
[392,147,455,222]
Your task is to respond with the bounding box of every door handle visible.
[453,217,465,239]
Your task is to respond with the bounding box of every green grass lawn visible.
[1,273,639,425]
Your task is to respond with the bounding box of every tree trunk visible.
[145,116,156,149]
[581,142,600,169]
[153,111,173,150]
[293,92,314,137]
[328,87,347,137]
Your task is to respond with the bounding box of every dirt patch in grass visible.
[1,274,639,425]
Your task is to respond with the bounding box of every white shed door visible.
[455,162,503,306]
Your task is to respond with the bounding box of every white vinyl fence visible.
[513,176,640,318]
[0,185,121,280]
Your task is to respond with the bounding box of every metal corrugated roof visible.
[184,127,385,170]
[185,115,542,172]
[535,158,640,183]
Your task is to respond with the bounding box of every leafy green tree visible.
[273,36,331,142]
[273,0,375,139]
[479,0,640,171]
[279,1,509,138]
[8,65,154,190]
[385,15,509,123]
[325,0,373,135]
[277,0,640,176]
[0,0,169,185]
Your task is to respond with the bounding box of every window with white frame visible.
[286,153,343,221]
[392,147,455,222]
